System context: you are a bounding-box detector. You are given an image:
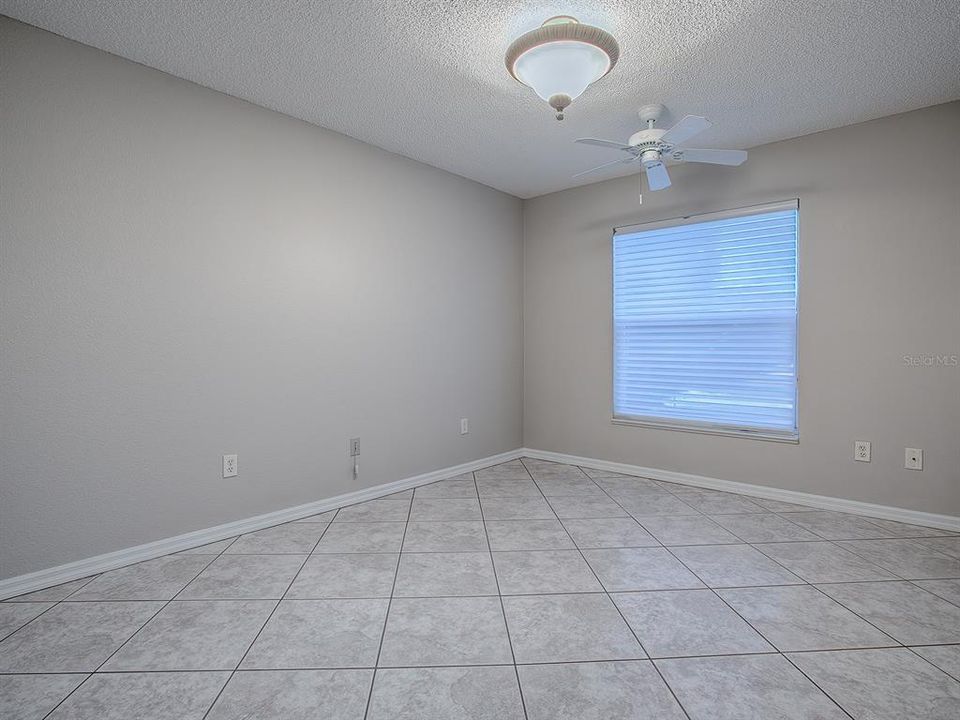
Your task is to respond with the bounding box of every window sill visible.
[611,416,799,444]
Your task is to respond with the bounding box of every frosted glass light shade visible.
[513,41,610,102]
[505,16,619,119]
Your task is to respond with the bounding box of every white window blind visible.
[613,201,798,439]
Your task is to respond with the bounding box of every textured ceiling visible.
[3,1,959,198]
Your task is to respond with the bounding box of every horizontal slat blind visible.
[613,204,798,436]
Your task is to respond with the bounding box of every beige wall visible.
[0,19,523,579]
[523,101,960,516]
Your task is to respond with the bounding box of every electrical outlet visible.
[349,438,360,457]
[222,454,238,478]
[905,448,923,471]
[854,441,871,462]
[460,418,469,435]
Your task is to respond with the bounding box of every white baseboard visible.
[0,449,523,601]
[521,447,960,532]
[5,446,956,600]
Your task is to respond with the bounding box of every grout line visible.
[361,489,413,720]
[475,469,530,720]
[901,579,960,609]
[11,538,954,567]
[662,546,859,719]
[829,536,958,571]
[751,522,960,633]
[7,544,954,568]
[198,509,337,720]
[663,547,847,711]
[4,643,960,676]
[520,458,694,720]
[40,543,232,719]
[0,571,104,642]
[574,464,861,720]
[803,582,907,645]
[8,576,960,605]
[138,541,960,556]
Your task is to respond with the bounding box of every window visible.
[612,200,799,440]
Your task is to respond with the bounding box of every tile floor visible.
[1,457,958,719]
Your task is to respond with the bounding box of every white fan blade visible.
[575,137,633,152]
[674,148,748,166]
[660,115,711,146]
[645,161,671,190]
[573,156,637,179]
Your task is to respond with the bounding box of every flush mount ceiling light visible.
[505,15,619,121]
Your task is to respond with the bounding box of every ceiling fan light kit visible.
[503,19,747,197]
[505,16,619,120]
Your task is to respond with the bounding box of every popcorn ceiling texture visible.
[2,0,958,197]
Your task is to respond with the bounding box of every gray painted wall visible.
[3,17,958,582]
[0,19,523,579]
[523,101,960,516]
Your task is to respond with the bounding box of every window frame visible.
[610,199,800,443]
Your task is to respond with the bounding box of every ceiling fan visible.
[574,104,747,201]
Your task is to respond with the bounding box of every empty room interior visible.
[1,2,959,719]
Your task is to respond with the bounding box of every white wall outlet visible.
[222,454,238,478]
[460,418,469,435]
[854,441,871,462]
[904,447,923,471]
[349,438,360,457]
